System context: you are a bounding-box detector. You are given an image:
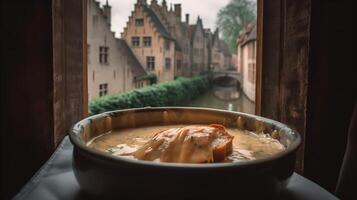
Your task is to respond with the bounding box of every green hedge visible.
[89,75,212,115]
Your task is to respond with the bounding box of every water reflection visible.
[189,85,255,114]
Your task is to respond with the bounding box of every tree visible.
[216,0,256,53]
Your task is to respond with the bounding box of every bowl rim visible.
[69,107,301,169]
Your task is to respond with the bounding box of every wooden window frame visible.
[99,46,109,64]
[53,0,88,146]
[256,0,311,173]
[143,36,152,47]
[131,36,140,47]
[52,0,310,174]
[146,56,155,71]
[135,18,144,26]
[165,58,171,71]
[176,60,182,71]
[164,40,170,50]
[99,83,108,97]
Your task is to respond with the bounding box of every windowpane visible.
[132,37,140,47]
[99,83,108,97]
[177,60,182,71]
[99,46,109,64]
[143,37,152,47]
[146,56,155,71]
[164,40,170,50]
[135,18,144,26]
[165,58,171,71]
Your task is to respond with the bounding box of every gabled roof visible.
[237,22,257,46]
[188,25,196,40]
[212,28,220,47]
[116,39,147,78]
[142,5,172,39]
[245,24,257,43]
[188,17,205,44]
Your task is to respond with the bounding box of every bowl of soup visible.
[69,107,301,199]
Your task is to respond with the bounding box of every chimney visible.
[103,0,111,26]
[174,4,181,20]
[185,14,189,24]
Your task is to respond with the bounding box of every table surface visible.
[13,136,339,200]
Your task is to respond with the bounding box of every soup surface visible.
[88,125,285,163]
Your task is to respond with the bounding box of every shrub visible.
[89,75,212,115]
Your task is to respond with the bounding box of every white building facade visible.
[88,0,148,101]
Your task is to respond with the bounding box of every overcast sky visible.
[97,0,230,38]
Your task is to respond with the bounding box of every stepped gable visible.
[142,5,172,39]
[188,17,205,43]
[116,39,147,78]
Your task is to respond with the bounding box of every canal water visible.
[189,85,255,114]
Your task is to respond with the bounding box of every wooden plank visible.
[260,0,311,174]
[53,0,85,146]
[255,0,263,116]
[83,0,88,117]
[279,0,311,174]
[260,0,283,121]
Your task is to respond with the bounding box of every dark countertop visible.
[13,136,339,200]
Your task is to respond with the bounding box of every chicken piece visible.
[133,124,233,163]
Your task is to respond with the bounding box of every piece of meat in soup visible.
[133,124,233,163]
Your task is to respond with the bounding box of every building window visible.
[99,46,109,64]
[135,18,144,26]
[146,56,155,71]
[165,58,171,71]
[248,63,256,83]
[143,37,152,47]
[164,40,170,50]
[113,70,116,79]
[135,81,145,89]
[177,60,182,71]
[132,36,140,47]
[92,71,95,81]
[99,83,108,97]
[193,48,199,56]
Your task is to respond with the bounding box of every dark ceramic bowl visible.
[69,107,301,199]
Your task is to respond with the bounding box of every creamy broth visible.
[87,125,285,162]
